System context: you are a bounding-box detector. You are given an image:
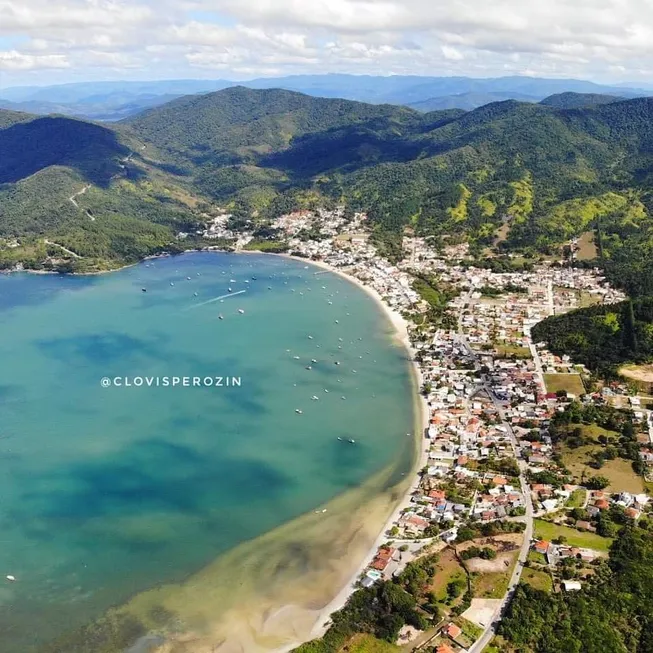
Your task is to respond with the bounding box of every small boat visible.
[194,292,198,297]
[293,356,300,360]
[6,575,15,582]
[252,276,257,280]
[230,279,236,283]
[335,320,339,324]
[305,366,312,370]
[341,396,346,400]
[352,370,357,374]
[244,280,250,284]
[311,359,317,363]
[187,276,191,280]
[328,301,333,305]
[334,361,340,365]
[238,309,245,314]
[311,395,319,401]
[267,286,272,290]
[308,335,313,340]
[141,288,147,292]
[228,287,232,292]
[197,273,201,276]
[170,282,174,286]
[295,409,303,414]
[337,436,343,441]
[218,314,224,320]
[348,439,355,444]
[324,389,329,393]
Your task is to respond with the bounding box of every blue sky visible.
[0,0,652,88]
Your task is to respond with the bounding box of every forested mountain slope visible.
[3,88,653,286]
[0,111,199,271]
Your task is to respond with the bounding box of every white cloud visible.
[0,49,69,70]
[1,0,653,84]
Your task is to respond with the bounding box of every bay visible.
[0,252,415,651]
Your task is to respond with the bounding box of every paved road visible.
[456,331,535,653]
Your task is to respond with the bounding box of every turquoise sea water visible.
[0,252,414,651]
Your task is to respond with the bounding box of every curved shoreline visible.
[7,250,428,653]
[274,254,431,650]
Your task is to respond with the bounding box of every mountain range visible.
[1,85,653,297]
[0,74,647,121]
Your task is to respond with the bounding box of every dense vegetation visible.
[499,525,653,653]
[5,87,653,286]
[294,554,439,652]
[532,298,653,375]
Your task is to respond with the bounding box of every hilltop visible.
[540,91,623,109]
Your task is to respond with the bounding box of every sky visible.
[0,0,652,87]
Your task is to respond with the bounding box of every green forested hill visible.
[540,92,622,109]
[0,111,200,271]
[123,86,420,168]
[4,89,653,280]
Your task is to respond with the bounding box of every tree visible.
[585,476,610,490]
[623,300,638,353]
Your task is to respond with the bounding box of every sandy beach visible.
[276,255,432,648]
[10,249,428,653]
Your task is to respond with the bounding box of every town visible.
[196,206,653,653]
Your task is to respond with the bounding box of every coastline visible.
[6,248,430,653]
[276,254,432,649]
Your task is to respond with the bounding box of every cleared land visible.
[544,373,585,396]
[534,519,612,552]
[575,231,598,261]
[429,548,467,602]
[494,343,531,359]
[619,364,653,393]
[521,568,553,592]
[561,445,645,494]
[462,599,502,628]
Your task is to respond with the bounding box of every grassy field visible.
[472,570,512,599]
[544,373,585,396]
[575,231,598,260]
[430,548,467,602]
[527,550,548,565]
[534,519,613,552]
[495,343,532,359]
[521,568,553,592]
[561,445,645,494]
[340,634,400,653]
[566,488,587,508]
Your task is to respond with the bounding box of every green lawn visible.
[544,373,586,396]
[521,568,553,592]
[534,519,612,552]
[527,550,548,565]
[565,488,587,508]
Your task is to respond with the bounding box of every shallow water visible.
[0,252,414,651]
